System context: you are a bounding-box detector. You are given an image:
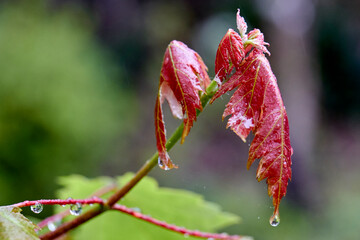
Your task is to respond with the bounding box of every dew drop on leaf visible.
[269,213,280,227]
[30,202,43,214]
[158,157,170,170]
[70,203,82,216]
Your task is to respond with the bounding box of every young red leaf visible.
[244,29,270,56]
[212,10,292,221]
[236,9,247,39]
[215,29,245,82]
[213,53,292,219]
[155,40,210,170]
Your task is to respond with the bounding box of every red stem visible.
[111,204,244,240]
[36,183,117,230]
[11,198,104,208]
[37,210,68,230]
[22,197,245,240]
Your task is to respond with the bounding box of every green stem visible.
[39,80,219,240]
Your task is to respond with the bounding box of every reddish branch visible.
[11,197,245,240]
[111,204,244,240]
[11,198,104,208]
[35,183,118,230]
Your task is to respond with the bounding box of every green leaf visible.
[56,173,240,239]
[0,206,40,240]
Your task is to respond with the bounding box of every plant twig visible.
[36,183,117,230]
[26,196,247,240]
[11,198,104,208]
[39,80,219,240]
[111,204,247,240]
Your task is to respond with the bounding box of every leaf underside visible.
[155,40,210,170]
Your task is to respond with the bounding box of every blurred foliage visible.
[54,173,240,239]
[0,0,137,207]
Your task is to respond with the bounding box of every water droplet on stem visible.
[70,203,82,216]
[269,213,280,227]
[30,203,43,214]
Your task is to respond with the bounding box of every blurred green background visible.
[1,0,360,239]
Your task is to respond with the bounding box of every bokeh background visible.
[1,0,360,239]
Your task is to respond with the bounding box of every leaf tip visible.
[158,153,178,170]
[236,8,248,39]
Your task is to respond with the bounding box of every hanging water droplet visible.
[158,157,170,170]
[47,221,57,231]
[269,213,280,227]
[183,233,189,238]
[70,203,82,216]
[207,238,214,240]
[158,157,164,168]
[30,202,43,214]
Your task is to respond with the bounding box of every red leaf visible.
[215,29,245,82]
[155,40,210,170]
[236,9,247,39]
[212,10,292,218]
[213,52,292,217]
[245,29,270,56]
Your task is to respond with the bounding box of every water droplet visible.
[207,238,214,240]
[70,203,82,216]
[158,157,164,167]
[47,222,57,231]
[257,216,260,220]
[269,213,280,227]
[30,203,43,214]
[183,233,189,238]
[158,157,170,170]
